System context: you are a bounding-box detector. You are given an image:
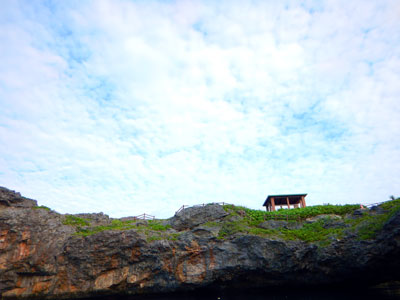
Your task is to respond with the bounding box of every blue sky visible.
[0,0,399,218]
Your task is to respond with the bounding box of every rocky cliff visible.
[1,186,400,299]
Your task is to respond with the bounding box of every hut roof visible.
[263,194,307,206]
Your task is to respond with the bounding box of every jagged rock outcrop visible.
[168,204,229,230]
[0,187,399,299]
[0,187,36,208]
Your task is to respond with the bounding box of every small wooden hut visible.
[263,194,307,212]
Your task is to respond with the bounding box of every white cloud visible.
[0,0,399,218]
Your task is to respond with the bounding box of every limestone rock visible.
[0,187,37,208]
[73,212,111,226]
[169,204,229,230]
[1,187,400,300]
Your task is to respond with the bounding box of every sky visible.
[0,0,400,218]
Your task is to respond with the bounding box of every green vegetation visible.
[147,235,163,242]
[223,204,360,222]
[33,205,51,211]
[350,198,400,240]
[279,219,345,243]
[61,198,400,245]
[63,215,91,227]
[216,213,345,244]
[63,217,179,241]
[218,198,400,244]
[147,220,171,231]
[168,233,181,241]
[75,219,136,236]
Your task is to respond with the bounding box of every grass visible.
[351,198,400,240]
[75,219,138,236]
[217,198,400,244]
[279,219,345,243]
[66,218,178,242]
[33,205,51,211]
[203,221,221,227]
[147,220,171,231]
[223,203,360,222]
[216,215,345,245]
[63,215,91,227]
[61,198,400,244]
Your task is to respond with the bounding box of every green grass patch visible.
[33,205,51,211]
[217,215,344,245]
[203,221,220,227]
[279,219,344,243]
[223,204,360,222]
[219,199,400,243]
[63,215,90,227]
[147,220,171,231]
[352,198,400,240]
[73,219,177,241]
[167,233,181,241]
[75,220,136,236]
[218,221,247,239]
[147,235,163,242]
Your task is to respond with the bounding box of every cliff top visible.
[1,186,399,246]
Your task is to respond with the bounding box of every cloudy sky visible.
[0,0,399,218]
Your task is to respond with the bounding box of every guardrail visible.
[175,202,230,215]
[133,213,155,220]
[174,203,303,221]
[363,200,393,208]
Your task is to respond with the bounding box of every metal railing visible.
[174,202,304,221]
[175,202,230,215]
[132,213,155,220]
[363,199,393,208]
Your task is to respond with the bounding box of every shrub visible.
[63,215,90,227]
[223,203,360,222]
[147,220,171,231]
[219,199,400,243]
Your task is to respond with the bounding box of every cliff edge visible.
[1,187,400,299]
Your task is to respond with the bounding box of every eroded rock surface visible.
[169,204,229,230]
[0,187,399,299]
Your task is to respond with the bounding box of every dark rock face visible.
[0,187,37,208]
[169,204,229,230]
[0,187,400,299]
